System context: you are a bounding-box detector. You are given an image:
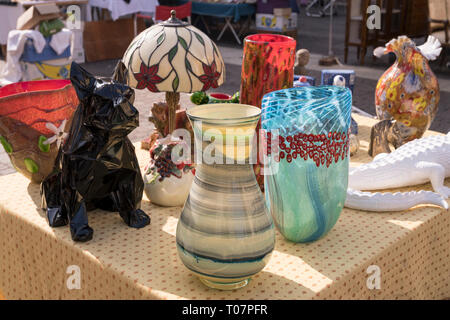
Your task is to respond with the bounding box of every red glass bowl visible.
[0,80,79,183]
[0,79,72,98]
[209,93,231,100]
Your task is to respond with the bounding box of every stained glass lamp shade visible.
[121,10,225,133]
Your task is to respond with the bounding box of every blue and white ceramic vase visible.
[261,86,352,243]
[176,104,275,290]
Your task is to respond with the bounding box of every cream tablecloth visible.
[0,114,449,299]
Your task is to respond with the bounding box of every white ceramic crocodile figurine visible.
[345,132,450,212]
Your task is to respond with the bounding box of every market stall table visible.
[189,1,256,44]
[0,113,449,299]
[87,0,158,36]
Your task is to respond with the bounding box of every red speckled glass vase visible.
[239,34,296,189]
[240,34,296,109]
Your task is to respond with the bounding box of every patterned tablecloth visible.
[0,114,449,300]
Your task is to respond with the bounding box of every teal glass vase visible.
[261,86,352,243]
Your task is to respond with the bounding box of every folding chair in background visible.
[133,2,192,37]
[427,0,450,66]
[155,2,192,23]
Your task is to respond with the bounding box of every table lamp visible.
[119,10,225,208]
[121,10,225,134]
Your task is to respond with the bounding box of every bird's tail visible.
[417,36,442,61]
[345,188,448,212]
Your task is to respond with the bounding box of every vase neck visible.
[192,128,259,165]
[195,163,259,189]
[385,37,423,67]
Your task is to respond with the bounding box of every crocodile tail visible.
[345,189,448,212]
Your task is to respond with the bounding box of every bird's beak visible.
[373,47,387,58]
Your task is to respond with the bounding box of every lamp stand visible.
[166,92,180,135]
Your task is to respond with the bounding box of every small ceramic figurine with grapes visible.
[143,139,195,207]
[143,102,195,207]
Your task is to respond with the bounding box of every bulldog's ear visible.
[112,60,128,84]
[69,62,96,100]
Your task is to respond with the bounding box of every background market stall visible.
[187,0,256,45]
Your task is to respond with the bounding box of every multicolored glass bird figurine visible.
[370,36,442,157]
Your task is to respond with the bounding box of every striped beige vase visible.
[176,104,275,290]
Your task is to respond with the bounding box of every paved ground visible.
[0,6,449,176]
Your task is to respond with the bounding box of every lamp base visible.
[166,92,180,134]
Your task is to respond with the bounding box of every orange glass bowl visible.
[0,80,79,183]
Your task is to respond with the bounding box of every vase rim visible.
[0,79,72,99]
[186,103,261,123]
[244,34,296,45]
[261,86,352,129]
[263,85,351,104]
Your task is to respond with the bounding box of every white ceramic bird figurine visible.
[371,35,441,156]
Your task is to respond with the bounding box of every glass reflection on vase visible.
[261,86,352,243]
[176,104,275,290]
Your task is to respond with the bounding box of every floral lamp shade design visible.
[121,22,225,93]
[120,11,226,207]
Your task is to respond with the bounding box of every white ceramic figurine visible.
[345,133,450,212]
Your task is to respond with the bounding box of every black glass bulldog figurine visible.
[41,62,150,242]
